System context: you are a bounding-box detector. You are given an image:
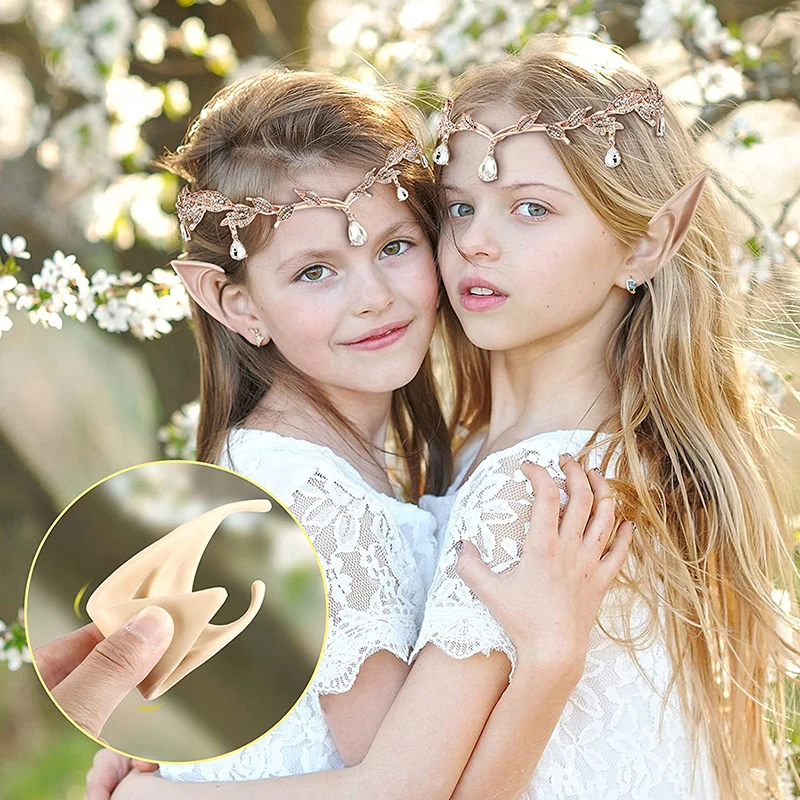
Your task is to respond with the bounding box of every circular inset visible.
[24,460,327,764]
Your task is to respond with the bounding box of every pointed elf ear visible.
[86,499,270,700]
[623,169,710,285]
[170,259,269,346]
[171,259,226,317]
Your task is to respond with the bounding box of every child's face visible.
[438,105,631,356]
[245,164,438,395]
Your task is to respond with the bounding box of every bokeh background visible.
[0,0,799,797]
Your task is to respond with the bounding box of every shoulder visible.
[218,427,403,542]
[218,427,360,498]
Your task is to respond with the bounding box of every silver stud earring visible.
[626,278,638,294]
[249,328,265,346]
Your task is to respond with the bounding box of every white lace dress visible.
[412,428,720,800]
[159,427,439,781]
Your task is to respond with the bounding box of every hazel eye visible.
[380,240,411,258]
[298,264,331,282]
[447,202,474,218]
[514,202,548,218]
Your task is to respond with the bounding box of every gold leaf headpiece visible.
[175,139,428,260]
[432,80,666,180]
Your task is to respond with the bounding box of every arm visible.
[109,460,630,800]
[448,459,632,800]
[319,650,410,766]
[112,646,514,800]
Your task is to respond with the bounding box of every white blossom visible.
[0,275,18,292]
[636,0,740,57]
[105,75,164,127]
[158,399,200,459]
[95,295,131,333]
[743,350,788,408]
[135,15,169,63]
[46,103,119,184]
[77,0,136,66]
[1,234,30,260]
[1,644,32,672]
[0,302,13,339]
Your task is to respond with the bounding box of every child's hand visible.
[455,454,633,683]
[85,747,158,800]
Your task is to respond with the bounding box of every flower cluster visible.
[0,610,31,673]
[158,400,200,460]
[10,0,239,250]
[312,0,603,92]
[0,235,190,341]
[636,0,744,57]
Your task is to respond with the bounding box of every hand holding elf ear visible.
[620,168,709,294]
[170,259,270,347]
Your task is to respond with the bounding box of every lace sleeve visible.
[288,465,423,695]
[412,439,574,678]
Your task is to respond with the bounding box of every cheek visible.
[436,237,461,288]
[262,293,338,352]
[399,253,440,313]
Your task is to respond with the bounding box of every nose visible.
[354,261,394,316]
[450,210,501,262]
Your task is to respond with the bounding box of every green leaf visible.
[744,235,761,257]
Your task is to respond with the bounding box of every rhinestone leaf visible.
[396,186,409,201]
[433,143,450,165]
[545,124,567,140]
[478,153,498,182]
[517,110,542,130]
[348,219,368,246]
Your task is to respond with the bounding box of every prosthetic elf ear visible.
[621,169,710,289]
[170,259,270,347]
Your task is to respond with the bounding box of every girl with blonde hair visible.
[422,32,800,799]
[88,66,631,799]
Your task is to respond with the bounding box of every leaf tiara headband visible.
[175,139,428,260]
[432,79,666,180]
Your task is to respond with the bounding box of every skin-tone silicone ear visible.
[623,168,710,285]
[170,259,228,322]
[85,499,271,700]
[170,259,269,346]
[170,258,226,274]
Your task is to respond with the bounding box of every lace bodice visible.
[413,428,720,800]
[159,428,438,781]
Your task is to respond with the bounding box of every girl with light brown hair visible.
[87,66,631,799]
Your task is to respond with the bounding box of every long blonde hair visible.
[157,70,453,499]
[444,34,800,798]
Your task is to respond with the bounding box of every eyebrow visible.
[441,180,574,198]
[275,220,422,271]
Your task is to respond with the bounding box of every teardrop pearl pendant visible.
[478,153,498,182]
[348,219,369,246]
[432,143,450,165]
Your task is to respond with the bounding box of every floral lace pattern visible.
[413,428,719,799]
[160,428,438,782]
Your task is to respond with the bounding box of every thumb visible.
[52,606,174,738]
[455,541,499,605]
[131,760,159,772]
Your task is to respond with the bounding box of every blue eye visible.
[380,240,411,258]
[298,264,332,282]
[447,202,474,218]
[514,202,548,218]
